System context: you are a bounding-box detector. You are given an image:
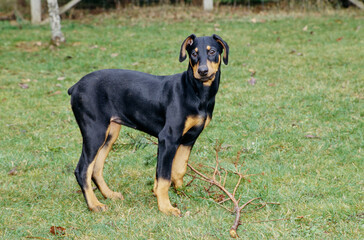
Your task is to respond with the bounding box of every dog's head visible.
[179,34,229,86]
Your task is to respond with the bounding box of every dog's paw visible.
[159,206,182,217]
[109,192,124,200]
[89,203,108,212]
[172,180,183,189]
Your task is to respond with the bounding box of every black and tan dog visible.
[68,34,229,216]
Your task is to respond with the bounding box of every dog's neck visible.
[186,65,221,102]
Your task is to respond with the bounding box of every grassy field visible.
[0,7,363,239]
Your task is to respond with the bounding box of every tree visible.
[203,0,213,11]
[30,0,41,24]
[47,0,65,46]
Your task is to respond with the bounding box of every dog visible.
[68,34,229,216]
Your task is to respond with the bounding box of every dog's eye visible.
[208,49,216,56]
[191,52,198,58]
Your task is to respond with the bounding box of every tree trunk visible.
[203,0,213,11]
[47,0,65,46]
[30,0,41,24]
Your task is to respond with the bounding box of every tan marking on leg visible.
[204,116,211,129]
[93,122,123,200]
[183,115,204,135]
[85,160,107,212]
[154,178,181,216]
[153,177,158,196]
[171,145,192,189]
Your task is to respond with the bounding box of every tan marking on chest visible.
[183,115,204,135]
[204,116,211,128]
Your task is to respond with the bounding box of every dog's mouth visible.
[198,73,215,82]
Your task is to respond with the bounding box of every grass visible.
[0,6,363,239]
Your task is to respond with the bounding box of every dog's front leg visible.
[153,133,181,217]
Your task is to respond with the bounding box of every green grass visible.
[0,7,363,239]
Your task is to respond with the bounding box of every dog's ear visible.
[179,34,196,62]
[212,34,229,65]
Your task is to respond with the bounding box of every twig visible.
[209,199,234,213]
[187,141,279,238]
[232,174,243,198]
[185,175,196,187]
[239,197,261,211]
[241,216,304,224]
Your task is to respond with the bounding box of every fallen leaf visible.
[50,226,66,236]
[248,77,257,85]
[289,50,303,56]
[336,37,343,42]
[8,167,17,175]
[21,78,31,83]
[305,134,320,139]
[72,42,81,46]
[19,83,29,89]
[251,18,257,23]
[49,90,62,96]
[221,144,232,150]
[131,62,139,66]
[57,76,65,81]
[248,69,256,76]
[302,25,308,31]
[110,53,118,58]
[289,50,296,54]
[268,83,276,87]
[90,45,98,49]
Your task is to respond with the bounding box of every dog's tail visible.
[67,84,76,96]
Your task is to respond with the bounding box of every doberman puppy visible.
[68,34,229,216]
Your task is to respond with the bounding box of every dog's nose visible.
[198,65,208,76]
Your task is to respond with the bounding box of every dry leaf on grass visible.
[49,226,66,236]
[48,90,62,96]
[8,167,18,176]
[19,83,29,89]
[305,134,320,139]
[248,77,257,85]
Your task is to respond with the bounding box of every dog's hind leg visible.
[74,123,110,212]
[92,121,124,200]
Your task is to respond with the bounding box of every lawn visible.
[0,6,363,239]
